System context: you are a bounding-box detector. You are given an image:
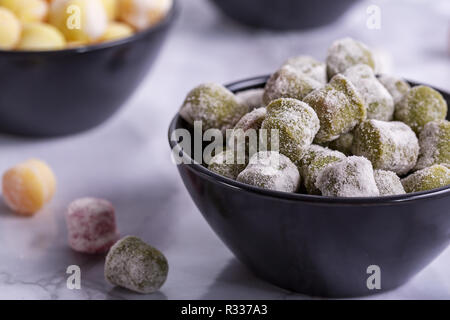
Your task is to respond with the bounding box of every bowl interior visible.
[169,75,450,204]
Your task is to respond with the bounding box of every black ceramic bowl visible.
[210,0,359,30]
[168,75,450,297]
[0,2,178,137]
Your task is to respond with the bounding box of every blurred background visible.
[0,0,449,299]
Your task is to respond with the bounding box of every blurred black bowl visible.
[0,2,178,137]
[210,0,359,30]
[168,75,450,297]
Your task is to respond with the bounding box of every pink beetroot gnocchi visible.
[66,197,119,254]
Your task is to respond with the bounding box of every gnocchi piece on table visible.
[2,159,56,216]
[66,197,119,254]
[105,235,169,294]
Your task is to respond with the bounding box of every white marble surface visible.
[0,0,449,300]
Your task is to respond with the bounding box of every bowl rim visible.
[168,75,450,206]
[0,0,179,56]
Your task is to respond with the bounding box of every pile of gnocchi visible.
[0,0,173,51]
